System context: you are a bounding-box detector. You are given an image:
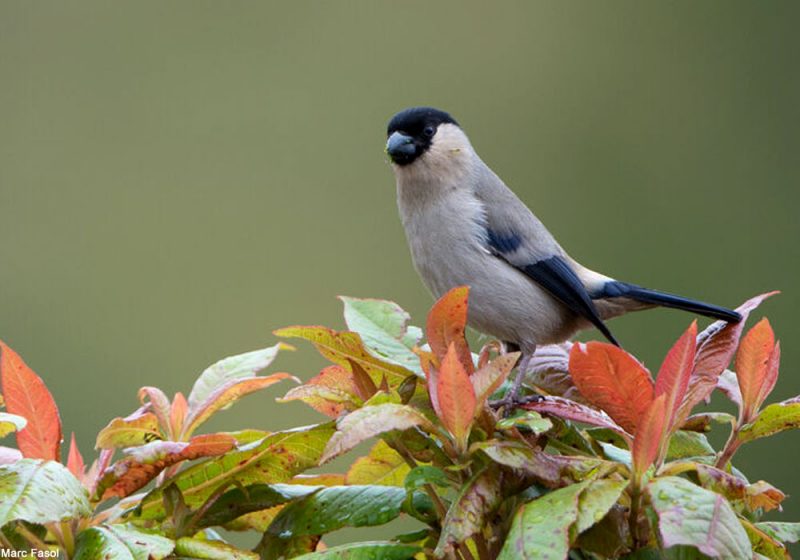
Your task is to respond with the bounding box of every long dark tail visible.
[601,281,742,323]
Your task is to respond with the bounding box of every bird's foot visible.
[489,393,544,414]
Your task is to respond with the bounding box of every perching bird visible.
[385,106,741,401]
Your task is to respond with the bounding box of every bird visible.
[385,106,741,404]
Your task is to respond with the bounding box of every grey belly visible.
[413,245,581,352]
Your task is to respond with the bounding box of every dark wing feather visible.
[486,229,620,346]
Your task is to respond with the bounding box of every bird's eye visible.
[423,126,435,137]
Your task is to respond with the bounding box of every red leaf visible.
[0,340,62,461]
[426,286,473,374]
[67,433,86,479]
[569,342,654,434]
[632,394,667,479]
[736,318,776,423]
[654,322,697,433]
[436,343,477,450]
[681,292,779,420]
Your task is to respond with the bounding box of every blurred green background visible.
[2,0,798,549]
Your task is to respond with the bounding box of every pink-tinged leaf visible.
[274,326,412,386]
[716,370,743,408]
[425,286,473,373]
[654,322,697,433]
[632,394,667,479]
[0,446,23,464]
[98,433,236,500]
[681,292,778,419]
[435,467,502,557]
[171,392,188,438]
[471,352,519,408]
[522,396,631,440]
[95,409,162,450]
[182,373,298,437]
[0,340,62,461]
[321,403,434,463]
[426,361,442,420]
[569,342,654,434]
[187,344,291,412]
[138,386,173,436]
[524,342,586,402]
[278,365,360,418]
[67,433,86,479]
[436,343,477,450]
[648,476,751,558]
[736,318,776,423]
[86,448,114,497]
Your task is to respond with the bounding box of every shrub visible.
[1,288,798,559]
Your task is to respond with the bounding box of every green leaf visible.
[292,541,421,559]
[274,326,412,387]
[0,413,26,439]
[73,525,174,560]
[498,482,587,560]
[321,404,433,463]
[95,411,162,449]
[195,483,320,529]
[666,431,715,460]
[0,459,90,527]
[174,536,258,559]
[738,399,800,442]
[496,410,553,434]
[647,476,750,558]
[574,478,627,535]
[404,465,450,492]
[755,521,800,543]
[435,467,502,557]
[340,296,423,375]
[475,440,612,487]
[187,343,290,411]
[137,423,334,520]
[346,440,410,486]
[266,485,430,537]
[742,518,789,560]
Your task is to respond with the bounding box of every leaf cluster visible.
[1,289,798,559]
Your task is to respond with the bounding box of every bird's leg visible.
[507,351,533,403]
[489,348,542,414]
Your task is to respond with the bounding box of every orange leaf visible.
[736,319,776,423]
[426,286,473,374]
[279,365,361,418]
[654,322,697,433]
[632,394,667,479]
[67,432,86,479]
[569,342,654,434]
[436,343,477,450]
[171,392,188,438]
[0,340,62,461]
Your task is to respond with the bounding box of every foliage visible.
[1,289,798,559]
